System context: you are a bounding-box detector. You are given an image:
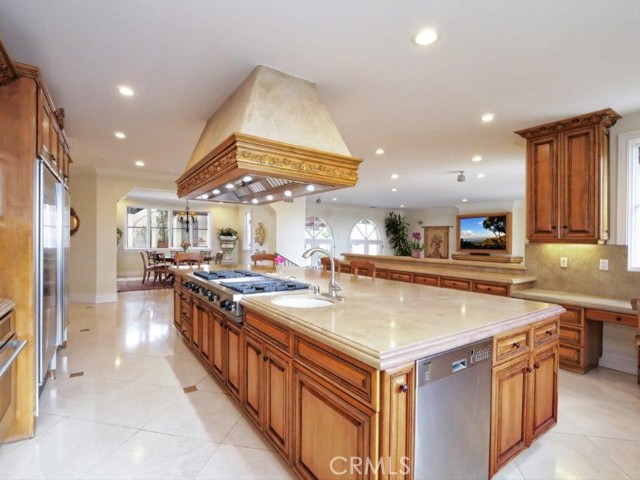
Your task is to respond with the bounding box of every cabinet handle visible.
[399,384,409,393]
[546,330,553,336]
[551,226,557,230]
[562,225,568,229]
[513,342,521,349]
[534,361,541,369]
[526,367,533,373]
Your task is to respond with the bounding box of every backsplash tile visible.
[525,243,640,301]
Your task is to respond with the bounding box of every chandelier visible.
[177,200,197,233]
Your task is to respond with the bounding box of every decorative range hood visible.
[177,66,362,205]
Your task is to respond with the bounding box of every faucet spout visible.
[301,247,344,300]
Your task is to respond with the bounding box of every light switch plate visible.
[599,259,609,271]
[560,257,568,268]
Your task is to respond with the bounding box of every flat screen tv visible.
[456,212,512,254]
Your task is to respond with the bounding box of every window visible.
[349,219,382,255]
[304,216,334,266]
[125,206,210,249]
[626,138,640,270]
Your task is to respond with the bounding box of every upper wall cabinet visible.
[516,109,620,244]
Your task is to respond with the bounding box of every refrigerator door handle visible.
[0,339,27,378]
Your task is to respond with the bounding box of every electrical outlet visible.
[599,259,609,271]
[560,257,568,268]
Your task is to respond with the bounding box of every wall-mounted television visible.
[456,212,512,254]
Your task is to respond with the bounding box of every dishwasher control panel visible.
[416,338,492,387]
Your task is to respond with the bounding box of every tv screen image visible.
[457,213,510,253]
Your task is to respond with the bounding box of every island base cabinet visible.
[529,345,558,442]
[293,367,377,480]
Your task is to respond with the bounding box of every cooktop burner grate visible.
[219,280,311,294]
[193,270,263,280]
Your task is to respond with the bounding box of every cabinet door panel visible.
[264,345,291,457]
[242,333,262,425]
[529,346,558,442]
[561,127,597,240]
[211,313,225,379]
[527,135,558,241]
[490,357,530,476]
[200,307,211,363]
[226,322,241,401]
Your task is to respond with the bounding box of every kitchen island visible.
[171,265,563,479]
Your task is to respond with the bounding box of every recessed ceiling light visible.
[251,199,258,204]
[400,204,405,208]
[477,173,486,178]
[391,173,399,179]
[481,113,495,122]
[134,160,144,167]
[284,190,292,197]
[332,197,337,201]
[391,188,398,192]
[375,148,385,155]
[266,195,274,201]
[462,198,468,202]
[212,189,220,195]
[114,131,126,139]
[306,185,315,192]
[413,28,439,46]
[225,183,235,189]
[117,85,134,97]
[243,176,253,183]
[472,156,482,162]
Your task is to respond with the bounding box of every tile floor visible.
[0,289,638,479]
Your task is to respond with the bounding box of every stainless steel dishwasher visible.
[414,338,493,480]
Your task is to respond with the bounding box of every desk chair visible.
[350,260,376,277]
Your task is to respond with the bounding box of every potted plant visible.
[384,212,411,256]
[216,227,239,239]
[408,231,424,258]
[156,211,169,248]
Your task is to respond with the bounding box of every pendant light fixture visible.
[177,200,197,233]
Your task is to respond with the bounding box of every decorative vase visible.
[182,247,189,253]
[411,250,424,258]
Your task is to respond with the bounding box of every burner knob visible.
[208,293,218,302]
[220,300,229,309]
[228,303,236,312]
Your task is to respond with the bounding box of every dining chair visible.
[139,251,157,284]
[153,253,170,283]
[251,253,277,266]
[350,260,376,277]
[174,252,202,268]
[319,255,342,273]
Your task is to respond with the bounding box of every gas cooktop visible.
[193,269,262,280]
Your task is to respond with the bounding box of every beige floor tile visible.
[221,418,276,451]
[589,437,640,480]
[514,432,630,480]
[195,444,296,480]
[134,355,209,388]
[493,461,525,480]
[549,413,582,435]
[83,430,218,479]
[72,382,184,429]
[195,373,227,394]
[0,418,136,479]
[144,390,243,442]
[558,370,611,401]
[560,395,640,441]
[38,374,128,417]
[583,368,640,406]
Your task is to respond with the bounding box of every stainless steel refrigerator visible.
[35,156,68,390]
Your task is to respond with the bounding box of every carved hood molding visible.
[177,66,361,204]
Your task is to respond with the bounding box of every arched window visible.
[350,219,382,255]
[304,216,334,266]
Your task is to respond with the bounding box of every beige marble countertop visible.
[511,289,636,315]
[340,254,536,284]
[174,265,562,370]
[0,298,15,318]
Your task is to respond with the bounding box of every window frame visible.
[618,131,640,271]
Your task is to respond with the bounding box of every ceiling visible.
[1,1,639,210]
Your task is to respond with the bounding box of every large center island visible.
[171,265,563,479]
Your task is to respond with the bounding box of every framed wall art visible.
[423,226,450,259]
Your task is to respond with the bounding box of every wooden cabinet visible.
[516,109,620,243]
[558,305,602,374]
[210,310,225,379]
[173,285,192,342]
[441,277,471,291]
[413,273,439,287]
[242,324,292,459]
[490,318,559,477]
[225,320,242,401]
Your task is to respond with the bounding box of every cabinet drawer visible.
[559,344,583,367]
[293,336,377,407]
[441,278,471,291]
[389,271,412,283]
[180,301,191,318]
[559,325,583,346]
[473,282,508,297]
[494,327,531,364]
[374,269,388,279]
[413,274,439,287]
[559,306,583,327]
[585,309,637,327]
[245,310,291,353]
[533,319,559,347]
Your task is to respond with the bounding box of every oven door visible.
[0,338,27,444]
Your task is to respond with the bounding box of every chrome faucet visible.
[301,247,344,301]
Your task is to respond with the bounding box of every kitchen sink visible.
[271,295,334,308]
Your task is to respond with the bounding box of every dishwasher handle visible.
[451,359,467,373]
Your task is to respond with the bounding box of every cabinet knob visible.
[616,316,622,321]
[526,367,533,373]
[399,384,409,393]
[534,361,541,369]
[263,355,268,362]
[562,225,568,229]
[513,342,521,349]
[546,330,553,336]
[551,226,557,230]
